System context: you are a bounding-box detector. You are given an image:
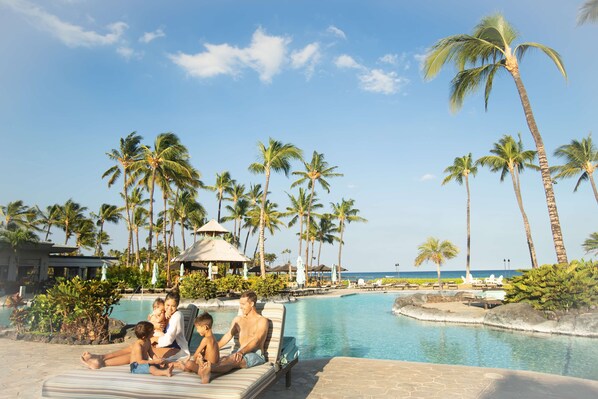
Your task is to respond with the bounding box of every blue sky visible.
[1,0,596,273]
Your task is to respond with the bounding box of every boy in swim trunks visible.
[179,312,220,373]
[129,321,174,377]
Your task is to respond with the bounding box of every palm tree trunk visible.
[163,195,171,286]
[589,173,598,206]
[511,166,538,268]
[146,170,157,269]
[465,175,471,281]
[243,228,251,254]
[317,239,323,268]
[180,218,186,250]
[509,68,568,264]
[217,192,222,223]
[337,221,345,282]
[123,169,132,267]
[44,223,52,241]
[437,263,442,288]
[298,214,304,262]
[259,170,270,278]
[135,227,140,266]
[95,222,104,256]
[64,221,69,245]
[304,183,315,271]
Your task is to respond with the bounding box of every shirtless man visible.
[198,290,269,383]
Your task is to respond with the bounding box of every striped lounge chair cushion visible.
[42,303,286,399]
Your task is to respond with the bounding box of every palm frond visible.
[515,43,567,80]
[578,0,598,25]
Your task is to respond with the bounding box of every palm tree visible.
[478,135,540,268]
[551,134,598,206]
[35,204,61,241]
[0,227,39,277]
[578,0,598,24]
[173,190,205,250]
[248,138,302,277]
[423,13,568,264]
[222,198,249,247]
[188,207,207,244]
[583,232,598,256]
[92,204,122,256]
[133,132,193,269]
[1,200,36,230]
[246,200,285,259]
[442,154,477,280]
[314,214,337,267]
[58,199,88,245]
[131,206,148,265]
[102,132,143,266]
[226,182,246,242]
[74,218,96,252]
[414,237,459,288]
[206,171,235,223]
[285,188,321,261]
[292,151,342,270]
[330,198,366,281]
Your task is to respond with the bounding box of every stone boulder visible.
[484,303,557,333]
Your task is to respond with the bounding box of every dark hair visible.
[134,321,154,339]
[241,290,257,305]
[194,312,213,329]
[165,291,180,307]
[152,297,165,309]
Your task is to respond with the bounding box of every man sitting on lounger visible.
[198,290,269,383]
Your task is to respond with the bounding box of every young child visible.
[180,312,220,373]
[147,297,166,334]
[129,321,174,377]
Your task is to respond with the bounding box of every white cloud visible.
[2,0,127,47]
[139,28,165,44]
[420,174,436,181]
[117,46,142,61]
[358,69,405,95]
[414,52,428,70]
[379,53,398,65]
[169,27,290,83]
[334,54,362,69]
[290,42,321,80]
[326,25,346,40]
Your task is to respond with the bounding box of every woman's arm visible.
[156,311,183,348]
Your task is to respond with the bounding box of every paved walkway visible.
[1,338,597,398]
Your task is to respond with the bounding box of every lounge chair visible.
[42,303,297,399]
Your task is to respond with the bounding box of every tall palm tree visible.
[330,198,366,281]
[578,0,598,24]
[222,198,249,247]
[423,13,568,264]
[0,227,39,276]
[58,199,88,245]
[74,218,96,253]
[314,214,337,268]
[442,154,477,280]
[478,134,540,268]
[246,200,285,253]
[133,132,192,269]
[248,138,302,277]
[583,232,598,256]
[173,190,205,250]
[551,134,598,206]
[131,206,148,265]
[1,200,36,230]
[285,188,321,261]
[92,204,122,256]
[206,171,235,223]
[188,207,207,244]
[102,132,143,266]
[414,237,459,289]
[292,151,342,270]
[35,204,61,241]
[226,182,246,242]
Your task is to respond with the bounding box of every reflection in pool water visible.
[2,293,596,380]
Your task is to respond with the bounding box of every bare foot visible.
[198,361,211,384]
[167,363,174,377]
[80,355,103,369]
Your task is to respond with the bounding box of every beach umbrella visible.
[139,262,144,272]
[296,256,305,286]
[151,262,158,285]
[179,263,185,278]
[331,264,337,283]
[208,262,213,280]
[101,262,107,281]
[243,263,248,280]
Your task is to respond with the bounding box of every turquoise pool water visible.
[2,294,597,380]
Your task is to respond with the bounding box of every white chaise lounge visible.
[42,302,297,399]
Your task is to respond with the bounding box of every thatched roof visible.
[172,237,249,263]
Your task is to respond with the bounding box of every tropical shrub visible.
[248,275,285,299]
[505,260,598,311]
[107,265,151,288]
[15,277,121,341]
[215,274,249,295]
[179,272,217,300]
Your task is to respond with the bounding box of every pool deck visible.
[1,338,597,398]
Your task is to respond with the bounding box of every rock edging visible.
[393,293,598,338]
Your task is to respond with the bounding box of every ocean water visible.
[341,269,521,282]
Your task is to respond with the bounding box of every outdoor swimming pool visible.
[2,293,597,380]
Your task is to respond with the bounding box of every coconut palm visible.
[73,218,96,252]
[0,227,39,275]
[551,134,598,206]
[206,171,235,223]
[35,204,61,241]
[314,214,338,268]
[442,154,477,280]
[583,232,598,256]
[58,199,88,245]
[331,198,366,281]
[131,206,148,265]
[1,200,36,230]
[423,13,568,264]
[285,188,321,261]
[414,237,459,289]
[91,204,122,256]
[248,138,302,277]
[578,0,598,24]
[222,198,249,247]
[188,207,207,244]
[226,182,246,241]
[102,132,143,266]
[133,132,193,269]
[478,135,540,268]
[292,151,342,270]
[173,190,205,250]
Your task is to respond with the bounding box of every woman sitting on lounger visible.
[81,291,190,369]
